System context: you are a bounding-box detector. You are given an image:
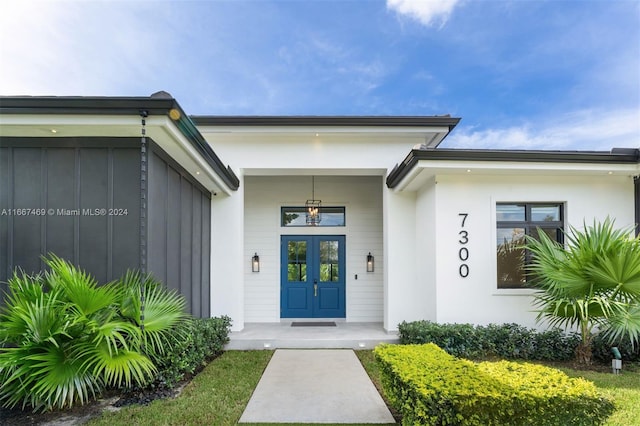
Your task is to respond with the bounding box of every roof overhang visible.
[0,95,240,194]
[193,115,461,149]
[388,148,640,191]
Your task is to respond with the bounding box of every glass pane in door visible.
[319,240,339,282]
[287,241,307,281]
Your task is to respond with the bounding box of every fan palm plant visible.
[0,255,187,412]
[526,218,640,364]
[115,270,189,363]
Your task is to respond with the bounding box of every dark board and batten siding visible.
[0,138,141,291]
[147,146,211,318]
[0,137,212,318]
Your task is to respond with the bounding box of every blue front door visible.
[281,235,346,318]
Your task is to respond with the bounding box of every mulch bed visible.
[0,360,212,425]
[0,385,186,425]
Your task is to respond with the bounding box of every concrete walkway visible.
[239,349,395,424]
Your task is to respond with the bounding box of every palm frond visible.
[115,272,189,357]
[601,304,640,349]
[0,343,100,412]
[0,283,68,346]
[588,238,640,299]
[525,217,640,363]
[83,344,156,389]
[116,270,142,321]
[43,255,119,316]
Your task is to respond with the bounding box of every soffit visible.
[0,114,231,195]
[198,126,452,148]
[397,159,640,192]
[195,116,460,149]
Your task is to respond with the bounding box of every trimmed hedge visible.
[148,316,232,389]
[592,332,640,363]
[399,320,640,363]
[374,344,615,426]
[398,321,579,361]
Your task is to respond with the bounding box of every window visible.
[281,207,345,227]
[496,203,564,288]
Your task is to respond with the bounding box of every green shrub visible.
[481,323,535,359]
[398,321,579,361]
[533,327,581,361]
[150,316,232,389]
[397,321,484,358]
[591,332,640,363]
[374,344,615,426]
[0,255,187,412]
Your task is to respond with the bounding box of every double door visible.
[281,235,345,318]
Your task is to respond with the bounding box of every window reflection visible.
[496,228,526,287]
[287,241,307,282]
[319,240,339,282]
[282,207,345,227]
[496,204,525,221]
[531,206,561,222]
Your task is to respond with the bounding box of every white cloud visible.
[445,108,640,151]
[386,0,461,27]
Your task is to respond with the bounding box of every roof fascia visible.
[0,96,175,116]
[191,115,461,131]
[387,148,640,188]
[0,96,239,191]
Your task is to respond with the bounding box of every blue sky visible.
[1,0,639,150]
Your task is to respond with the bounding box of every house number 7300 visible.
[458,213,469,278]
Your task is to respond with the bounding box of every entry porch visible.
[224,321,399,350]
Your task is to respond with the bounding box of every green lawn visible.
[87,350,639,426]
[561,365,640,426]
[88,351,273,426]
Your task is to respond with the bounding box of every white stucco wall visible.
[244,175,384,323]
[210,186,245,331]
[383,189,419,330]
[416,178,438,323]
[201,127,637,331]
[427,173,636,329]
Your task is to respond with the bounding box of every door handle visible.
[314,279,318,297]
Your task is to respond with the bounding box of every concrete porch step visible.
[225,322,399,350]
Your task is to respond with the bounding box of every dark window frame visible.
[496,202,564,289]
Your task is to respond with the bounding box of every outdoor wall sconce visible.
[366,252,374,272]
[252,253,260,272]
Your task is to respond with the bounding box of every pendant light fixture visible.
[305,176,322,226]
